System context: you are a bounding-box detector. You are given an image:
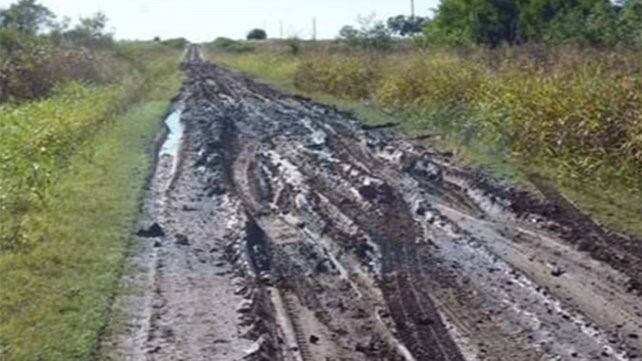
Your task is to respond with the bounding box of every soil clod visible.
[136,222,165,238]
[175,234,190,246]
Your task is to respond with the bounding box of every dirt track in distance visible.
[101,46,642,361]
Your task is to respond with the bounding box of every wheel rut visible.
[101,45,642,361]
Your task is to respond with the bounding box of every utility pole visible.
[411,0,415,17]
[280,20,284,39]
[312,17,317,41]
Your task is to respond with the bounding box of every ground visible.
[100,46,642,361]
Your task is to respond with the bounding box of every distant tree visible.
[528,0,620,45]
[423,0,636,47]
[48,15,70,45]
[422,0,478,45]
[387,15,428,37]
[617,0,642,46]
[0,0,54,35]
[153,36,161,42]
[247,28,267,40]
[64,12,113,48]
[338,16,393,51]
[338,25,360,47]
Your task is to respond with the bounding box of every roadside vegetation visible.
[0,1,183,360]
[208,0,642,237]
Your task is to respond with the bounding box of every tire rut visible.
[101,45,642,361]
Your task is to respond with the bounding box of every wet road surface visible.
[101,46,642,361]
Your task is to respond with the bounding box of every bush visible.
[294,55,380,99]
[247,29,267,41]
[375,52,485,107]
[0,38,100,101]
[285,37,301,54]
[213,37,254,53]
[161,37,188,49]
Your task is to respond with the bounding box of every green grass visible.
[208,51,301,89]
[0,70,180,361]
[208,46,642,238]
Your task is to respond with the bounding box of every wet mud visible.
[102,46,642,361]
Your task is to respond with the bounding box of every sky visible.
[0,0,439,41]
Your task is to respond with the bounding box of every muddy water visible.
[159,109,183,158]
[102,45,642,361]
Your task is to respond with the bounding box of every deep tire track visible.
[104,46,642,361]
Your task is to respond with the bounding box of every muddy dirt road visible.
[102,46,642,361]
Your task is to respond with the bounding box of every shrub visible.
[213,37,254,53]
[294,55,379,99]
[0,38,99,101]
[285,37,301,55]
[375,52,486,107]
[161,37,188,49]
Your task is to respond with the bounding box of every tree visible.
[48,15,70,45]
[0,28,21,53]
[424,0,628,46]
[339,25,360,47]
[615,0,642,46]
[0,0,54,35]
[247,28,267,40]
[338,16,393,51]
[64,12,113,48]
[387,15,428,37]
[530,0,619,45]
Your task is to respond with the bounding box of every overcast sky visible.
[0,0,439,41]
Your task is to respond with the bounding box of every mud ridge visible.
[103,45,642,361]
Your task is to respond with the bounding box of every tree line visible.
[0,0,113,50]
[426,0,642,46]
[338,0,642,49]
[0,0,186,102]
[0,0,118,101]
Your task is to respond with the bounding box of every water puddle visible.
[160,109,184,157]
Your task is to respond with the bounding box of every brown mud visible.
[100,46,642,361]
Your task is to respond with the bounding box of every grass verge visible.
[0,67,180,361]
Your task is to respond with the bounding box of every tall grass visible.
[0,44,181,361]
[292,48,642,190]
[0,84,136,244]
[211,51,301,89]
[0,44,180,250]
